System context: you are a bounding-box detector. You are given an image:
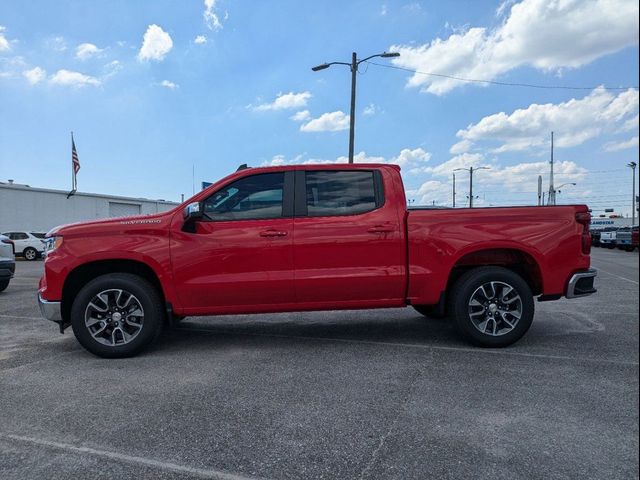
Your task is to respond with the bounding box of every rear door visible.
[171,171,295,313]
[292,168,406,307]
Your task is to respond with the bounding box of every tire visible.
[23,247,38,261]
[70,273,164,358]
[0,279,9,292]
[413,305,447,319]
[448,267,534,348]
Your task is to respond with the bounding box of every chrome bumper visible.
[566,268,597,299]
[38,293,62,322]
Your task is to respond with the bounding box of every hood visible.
[47,211,175,238]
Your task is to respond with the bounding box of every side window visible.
[203,172,285,221]
[15,232,29,240]
[305,171,378,217]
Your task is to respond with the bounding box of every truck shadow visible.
[155,309,465,352]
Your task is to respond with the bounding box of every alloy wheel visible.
[84,289,145,346]
[467,281,522,336]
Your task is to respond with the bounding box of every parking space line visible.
[591,265,639,285]
[0,314,42,320]
[175,327,640,366]
[1,434,263,480]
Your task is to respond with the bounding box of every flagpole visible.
[67,131,76,199]
[71,131,75,191]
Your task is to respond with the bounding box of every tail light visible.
[1,238,15,255]
[576,211,591,254]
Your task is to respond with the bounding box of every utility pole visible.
[452,173,456,208]
[537,175,543,206]
[454,166,490,208]
[548,131,555,205]
[312,51,400,163]
[629,161,637,225]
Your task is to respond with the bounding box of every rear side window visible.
[203,172,285,221]
[304,171,378,217]
[31,233,46,239]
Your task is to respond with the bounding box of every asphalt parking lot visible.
[0,248,638,480]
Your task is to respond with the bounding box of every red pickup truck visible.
[38,164,597,358]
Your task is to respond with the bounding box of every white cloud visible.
[290,110,311,121]
[603,136,639,151]
[300,111,350,132]
[138,24,173,61]
[414,158,588,205]
[160,79,179,89]
[75,43,104,60]
[453,87,639,153]
[50,69,101,87]
[23,67,46,85]
[194,35,207,45]
[204,0,226,31]
[254,91,312,111]
[391,0,639,95]
[0,26,10,51]
[47,36,67,52]
[262,147,430,169]
[363,103,378,116]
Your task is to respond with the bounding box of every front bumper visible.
[38,293,62,322]
[566,268,597,299]
[0,260,15,280]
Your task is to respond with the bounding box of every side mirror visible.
[183,201,203,221]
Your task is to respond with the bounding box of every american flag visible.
[72,136,80,175]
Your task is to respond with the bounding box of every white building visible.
[0,181,179,232]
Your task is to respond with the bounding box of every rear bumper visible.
[38,293,62,322]
[0,260,15,280]
[566,268,597,299]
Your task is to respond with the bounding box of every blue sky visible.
[0,0,638,215]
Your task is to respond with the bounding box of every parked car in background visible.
[599,227,619,249]
[616,226,639,252]
[0,234,16,292]
[1,231,46,260]
[590,229,601,247]
[38,163,596,358]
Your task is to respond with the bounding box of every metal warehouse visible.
[0,181,179,233]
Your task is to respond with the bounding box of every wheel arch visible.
[61,259,166,324]
[447,247,543,297]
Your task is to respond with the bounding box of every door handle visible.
[259,230,288,237]
[367,225,394,233]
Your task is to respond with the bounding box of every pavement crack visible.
[357,366,423,480]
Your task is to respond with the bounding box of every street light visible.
[454,166,490,208]
[311,51,400,163]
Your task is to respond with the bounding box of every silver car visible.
[0,234,16,292]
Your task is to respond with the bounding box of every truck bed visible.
[405,205,591,305]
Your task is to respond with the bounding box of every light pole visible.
[312,51,400,164]
[454,166,490,208]
[628,161,637,225]
[555,182,576,202]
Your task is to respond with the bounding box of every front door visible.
[171,171,295,314]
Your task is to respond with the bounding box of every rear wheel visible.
[0,279,9,292]
[23,247,38,261]
[448,267,534,348]
[70,273,164,358]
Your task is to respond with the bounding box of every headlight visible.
[45,236,63,254]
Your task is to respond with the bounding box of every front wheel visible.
[70,273,164,358]
[448,267,534,348]
[23,247,38,261]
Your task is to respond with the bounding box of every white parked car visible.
[0,234,15,292]
[1,231,46,261]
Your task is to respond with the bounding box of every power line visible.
[365,61,639,91]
